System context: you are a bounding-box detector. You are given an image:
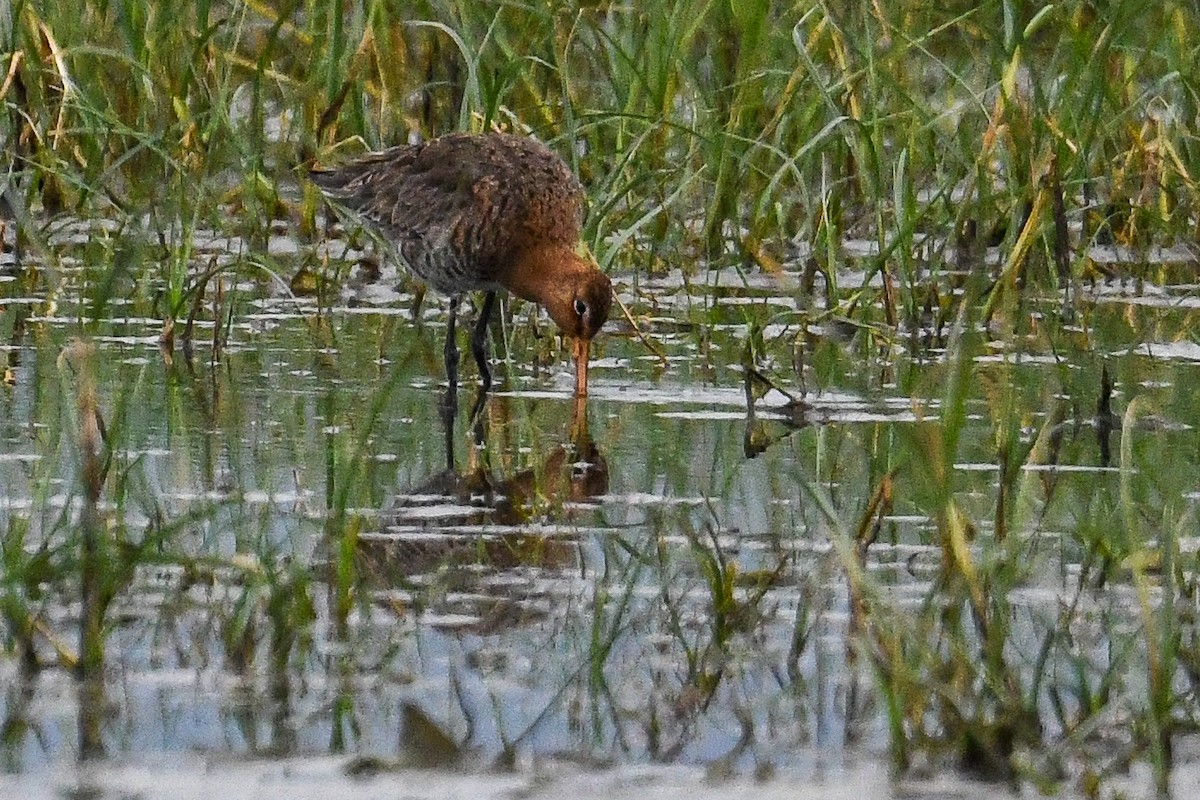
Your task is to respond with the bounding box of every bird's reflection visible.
[358,395,607,632]
[414,394,607,523]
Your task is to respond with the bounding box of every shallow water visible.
[2,221,1200,797]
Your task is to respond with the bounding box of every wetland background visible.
[3,1,1200,797]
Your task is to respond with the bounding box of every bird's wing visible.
[311,142,489,285]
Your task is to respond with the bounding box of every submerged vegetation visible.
[3,1,1200,797]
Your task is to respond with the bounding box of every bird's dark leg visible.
[444,295,461,389]
[471,290,497,392]
[468,290,497,422]
[441,295,461,471]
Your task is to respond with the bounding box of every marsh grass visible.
[10,1,1198,274]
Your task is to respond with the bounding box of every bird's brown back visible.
[311,133,584,294]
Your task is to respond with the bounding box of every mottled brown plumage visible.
[310,132,612,396]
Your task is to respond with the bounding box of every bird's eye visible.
[573,299,588,318]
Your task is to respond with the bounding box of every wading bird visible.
[310,132,612,399]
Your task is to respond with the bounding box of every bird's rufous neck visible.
[504,243,589,308]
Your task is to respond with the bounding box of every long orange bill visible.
[572,337,591,397]
[570,394,588,443]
